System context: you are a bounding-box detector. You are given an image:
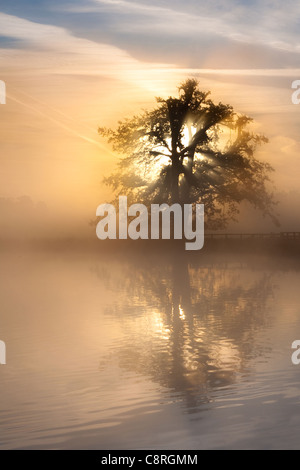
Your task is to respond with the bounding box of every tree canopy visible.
[99,79,277,228]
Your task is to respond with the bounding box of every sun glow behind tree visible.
[99,79,277,229]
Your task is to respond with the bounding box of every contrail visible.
[6,92,116,157]
[9,85,97,133]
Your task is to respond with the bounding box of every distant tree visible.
[99,79,277,228]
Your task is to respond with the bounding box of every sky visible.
[1,0,300,235]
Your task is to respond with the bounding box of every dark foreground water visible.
[1,248,300,449]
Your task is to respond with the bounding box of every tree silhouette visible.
[99,79,277,228]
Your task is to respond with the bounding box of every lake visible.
[1,246,300,449]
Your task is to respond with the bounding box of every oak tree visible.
[99,79,277,228]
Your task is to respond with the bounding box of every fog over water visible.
[1,247,300,450]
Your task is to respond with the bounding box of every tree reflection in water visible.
[93,252,275,412]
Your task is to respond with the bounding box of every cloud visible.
[2,1,300,71]
[0,12,174,95]
[64,0,300,55]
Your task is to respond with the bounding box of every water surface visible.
[1,249,300,449]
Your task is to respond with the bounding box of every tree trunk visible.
[171,159,180,204]
[181,148,194,204]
